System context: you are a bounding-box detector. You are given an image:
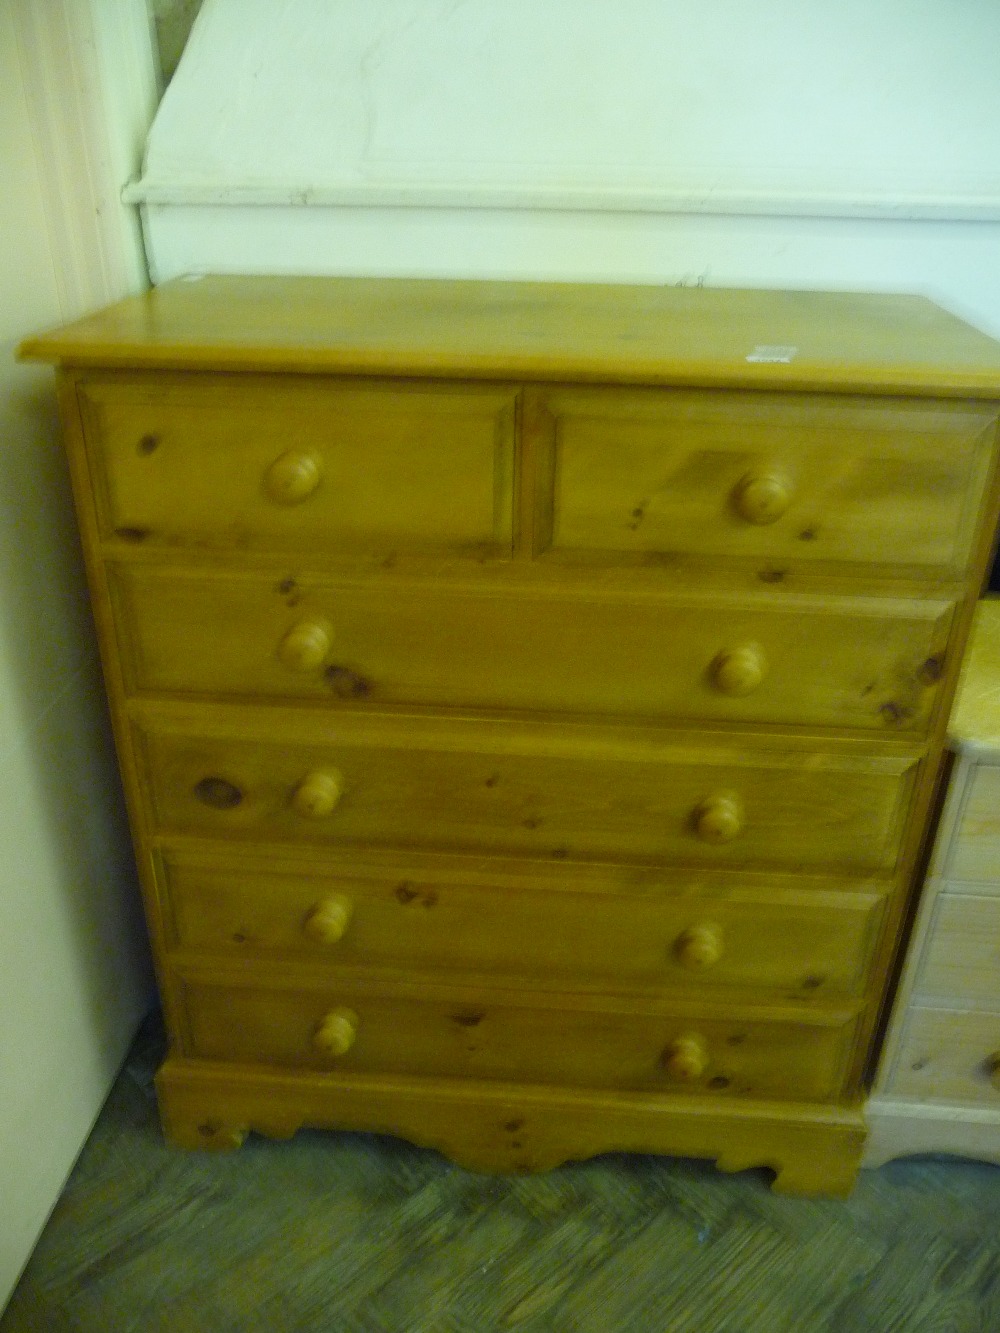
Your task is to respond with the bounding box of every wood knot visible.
[193,777,243,809]
[324,665,373,699]
[394,882,438,908]
[452,1012,484,1028]
[276,576,301,605]
[880,701,913,725]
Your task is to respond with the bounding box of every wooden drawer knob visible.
[712,642,767,696]
[265,449,322,504]
[675,922,724,969]
[292,770,343,818]
[313,1007,358,1057]
[278,618,332,672]
[986,1053,1000,1089]
[663,1033,708,1082]
[734,469,792,525]
[693,792,743,844]
[303,894,353,944]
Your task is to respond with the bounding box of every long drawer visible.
[160,847,885,999]
[535,387,998,573]
[945,767,1000,882]
[78,375,517,557]
[134,706,919,872]
[888,1006,1000,1106]
[115,565,953,733]
[914,891,1000,1002]
[179,975,858,1100]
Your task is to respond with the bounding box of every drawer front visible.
[180,978,856,1100]
[917,893,1000,1002]
[948,766,1000,882]
[162,851,885,999]
[137,714,917,872]
[888,1006,1000,1106]
[117,565,952,733]
[79,376,516,556]
[538,388,997,571]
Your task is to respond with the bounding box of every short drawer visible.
[116,565,952,734]
[887,1006,1000,1106]
[79,375,516,557]
[161,849,885,1000]
[916,893,1000,1002]
[135,707,918,873]
[536,388,997,573]
[947,765,1000,883]
[179,976,857,1101]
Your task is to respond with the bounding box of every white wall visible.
[0,0,157,1309]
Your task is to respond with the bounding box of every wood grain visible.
[947,766,1000,881]
[21,275,1000,395]
[538,387,998,574]
[156,1051,865,1193]
[177,975,857,1101]
[77,374,517,558]
[915,892,1000,1000]
[133,704,919,872]
[160,847,885,1000]
[113,562,954,733]
[890,1006,1000,1107]
[20,276,1000,1198]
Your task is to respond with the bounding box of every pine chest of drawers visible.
[23,276,1000,1195]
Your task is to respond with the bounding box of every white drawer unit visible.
[865,597,1000,1166]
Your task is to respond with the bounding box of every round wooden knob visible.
[292,770,343,818]
[663,1033,708,1082]
[313,1007,358,1058]
[694,792,743,844]
[264,449,322,504]
[712,642,767,696]
[986,1053,1000,1089]
[734,469,792,525]
[675,922,724,969]
[278,619,332,672]
[303,894,353,944]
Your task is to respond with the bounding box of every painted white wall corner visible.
[1,0,161,1310]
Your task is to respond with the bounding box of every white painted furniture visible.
[865,598,1000,1166]
[129,0,1000,337]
